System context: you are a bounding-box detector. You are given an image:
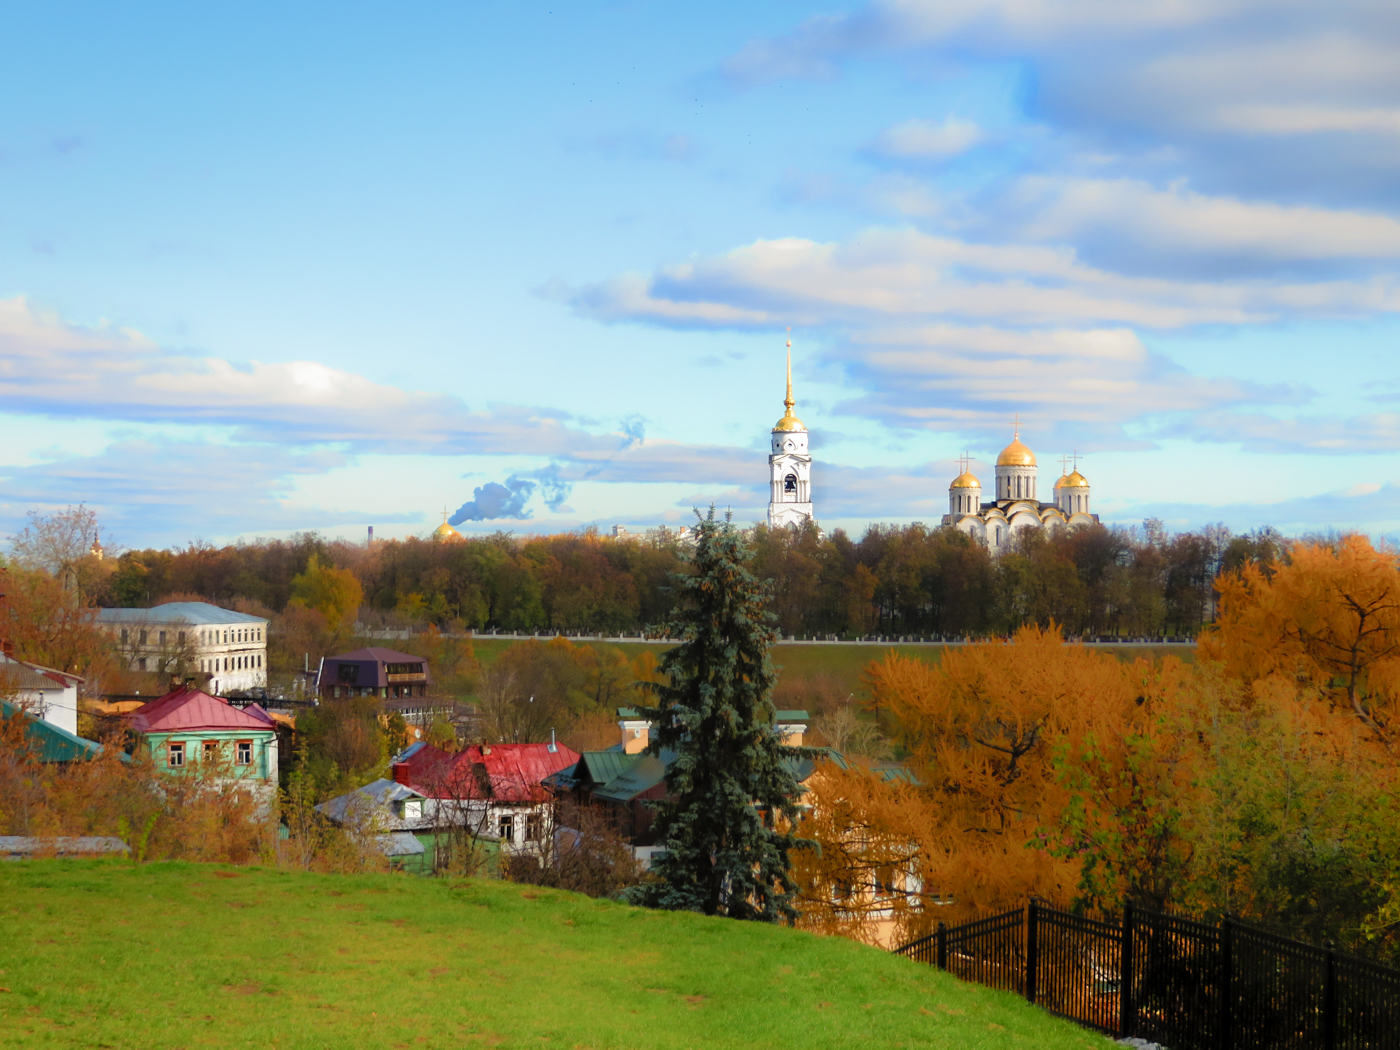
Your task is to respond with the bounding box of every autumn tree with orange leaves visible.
[1202,533,1400,743]
[794,627,1200,943]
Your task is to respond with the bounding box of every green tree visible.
[288,555,363,629]
[634,508,808,921]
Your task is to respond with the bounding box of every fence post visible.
[1217,917,1233,1050]
[936,921,947,971]
[1323,944,1337,1050]
[1026,900,1039,1005]
[1120,902,1134,1038]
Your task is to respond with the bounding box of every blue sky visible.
[3,1,1400,548]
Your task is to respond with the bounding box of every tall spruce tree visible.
[635,508,809,920]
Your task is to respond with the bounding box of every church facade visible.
[942,426,1097,551]
[768,338,814,529]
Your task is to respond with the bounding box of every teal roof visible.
[818,749,918,784]
[774,710,809,722]
[578,750,642,786]
[592,752,671,803]
[1,700,111,763]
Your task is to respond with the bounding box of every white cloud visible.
[1216,105,1400,137]
[574,227,1400,332]
[1011,177,1400,262]
[870,117,984,160]
[0,438,421,544]
[839,324,1290,428]
[0,296,630,458]
[1165,410,1400,454]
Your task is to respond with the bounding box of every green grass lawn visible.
[0,861,1114,1050]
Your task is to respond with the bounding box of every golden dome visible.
[772,336,806,433]
[950,471,981,489]
[1054,470,1089,489]
[996,438,1036,467]
[432,520,465,543]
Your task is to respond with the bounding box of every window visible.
[120,628,129,645]
[235,740,253,765]
[168,742,185,767]
[203,741,217,762]
[784,473,797,493]
[139,629,148,645]
[159,630,167,645]
[338,664,360,684]
[525,814,542,842]
[137,657,148,671]
[402,800,422,819]
[178,631,186,645]
[498,815,514,842]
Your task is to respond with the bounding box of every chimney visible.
[392,762,411,785]
[618,711,649,754]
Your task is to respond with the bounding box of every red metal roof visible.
[128,687,276,734]
[399,741,580,803]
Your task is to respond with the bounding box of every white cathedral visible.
[941,424,1098,550]
[766,341,1099,548]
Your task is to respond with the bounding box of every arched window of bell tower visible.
[784,473,797,494]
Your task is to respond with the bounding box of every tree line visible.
[75,516,1286,641]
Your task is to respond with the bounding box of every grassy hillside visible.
[1,861,1112,1050]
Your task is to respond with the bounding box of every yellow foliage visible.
[1203,534,1400,742]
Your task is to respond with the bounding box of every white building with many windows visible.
[97,602,269,695]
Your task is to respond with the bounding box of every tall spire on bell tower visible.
[773,328,805,433]
[768,329,814,528]
[784,332,795,415]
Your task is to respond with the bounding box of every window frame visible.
[235,740,253,766]
[168,741,185,768]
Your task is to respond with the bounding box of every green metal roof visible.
[592,752,671,803]
[774,709,809,722]
[577,750,642,786]
[1,700,110,763]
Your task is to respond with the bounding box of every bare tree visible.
[504,800,647,898]
[9,505,115,601]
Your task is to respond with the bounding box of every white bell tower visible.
[768,335,814,529]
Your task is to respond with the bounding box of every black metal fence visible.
[895,901,1400,1050]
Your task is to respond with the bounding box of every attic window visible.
[168,742,185,768]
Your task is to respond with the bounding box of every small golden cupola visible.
[948,454,982,518]
[1054,456,1090,516]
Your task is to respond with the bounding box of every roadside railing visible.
[895,900,1400,1050]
